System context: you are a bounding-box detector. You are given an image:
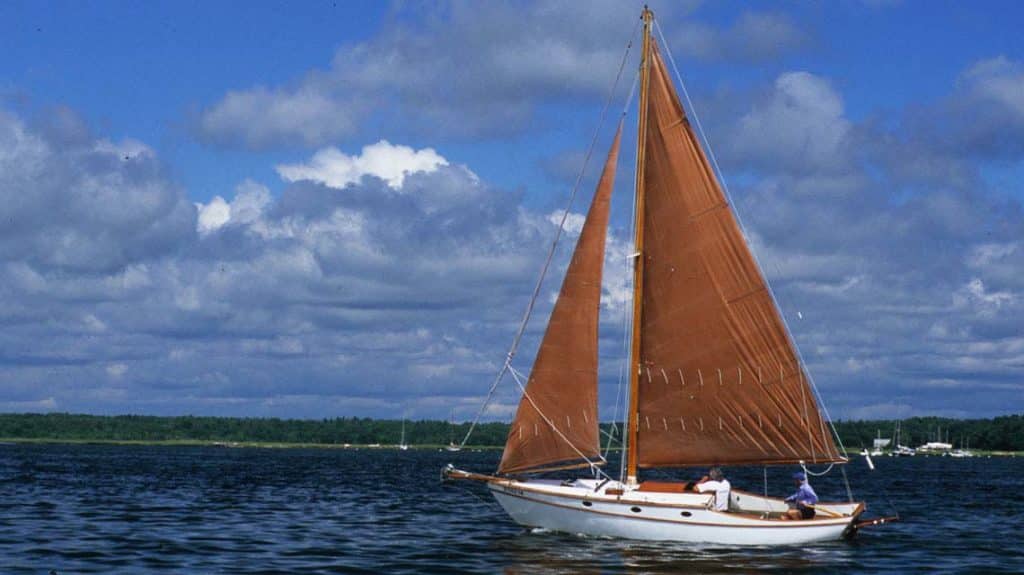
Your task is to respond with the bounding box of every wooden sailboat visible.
[444,7,886,545]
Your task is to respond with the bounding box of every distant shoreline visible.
[0,437,505,450]
[0,437,1021,458]
[1,412,1022,453]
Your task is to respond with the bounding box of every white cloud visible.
[195,2,703,147]
[7,63,1024,421]
[961,57,1024,120]
[94,138,153,160]
[196,196,231,234]
[276,140,448,190]
[194,180,272,234]
[546,210,586,235]
[198,86,362,148]
[956,278,1015,313]
[732,71,851,174]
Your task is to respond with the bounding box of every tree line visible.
[0,413,1021,451]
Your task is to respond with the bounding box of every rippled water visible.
[1,443,1022,573]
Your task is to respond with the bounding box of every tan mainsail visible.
[498,125,622,475]
[632,43,843,468]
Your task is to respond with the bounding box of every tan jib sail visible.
[633,43,843,468]
[498,125,622,475]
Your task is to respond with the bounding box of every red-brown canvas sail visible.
[633,43,843,468]
[498,125,622,475]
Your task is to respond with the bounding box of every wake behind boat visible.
[444,7,894,545]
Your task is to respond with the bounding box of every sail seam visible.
[507,365,610,478]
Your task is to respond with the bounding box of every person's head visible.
[792,471,806,485]
[709,467,724,481]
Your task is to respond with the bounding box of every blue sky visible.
[1,0,1023,421]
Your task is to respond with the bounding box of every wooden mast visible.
[625,6,653,485]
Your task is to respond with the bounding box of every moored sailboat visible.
[446,409,461,452]
[444,7,892,545]
[399,419,409,450]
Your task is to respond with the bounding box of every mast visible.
[625,6,653,485]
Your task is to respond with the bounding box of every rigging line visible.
[603,69,641,463]
[508,366,613,481]
[652,19,849,460]
[619,59,644,484]
[840,463,854,503]
[799,461,834,477]
[458,20,640,449]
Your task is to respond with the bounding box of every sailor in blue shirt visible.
[782,471,818,520]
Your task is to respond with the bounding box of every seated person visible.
[782,471,818,520]
[691,466,730,511]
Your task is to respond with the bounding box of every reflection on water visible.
[494,528,860,574]
[0,444,1021,574]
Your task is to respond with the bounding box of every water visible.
[1,444,1022,574]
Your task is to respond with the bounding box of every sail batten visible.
[632,42,843,468]
[498,125,622,475]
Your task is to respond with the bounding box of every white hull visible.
[487,478,862,546]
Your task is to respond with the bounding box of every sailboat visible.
[444,8,890,545]
[949,436,974,458]
[891,421,915,456]
[446,410,461,452]
[399,419,409,451]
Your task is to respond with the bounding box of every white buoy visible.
[864,452,875,470]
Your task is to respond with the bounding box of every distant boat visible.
[444,7,889,545]
[890,421,915,456]
[446,410,461,452]
[950,436,974,458]
[893,445,916,457]
[399,419,409,451]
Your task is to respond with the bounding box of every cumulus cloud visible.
[197,86,364,149]
[196,196,231,234]
[0,106,590,418]
[0,109,196,273]
[193,1,715,148]
[276,140,448,190]
[194,180,272,235]
[5,46,1024,421]
[730,71,851,175]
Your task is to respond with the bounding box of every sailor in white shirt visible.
[692,466,731,512]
